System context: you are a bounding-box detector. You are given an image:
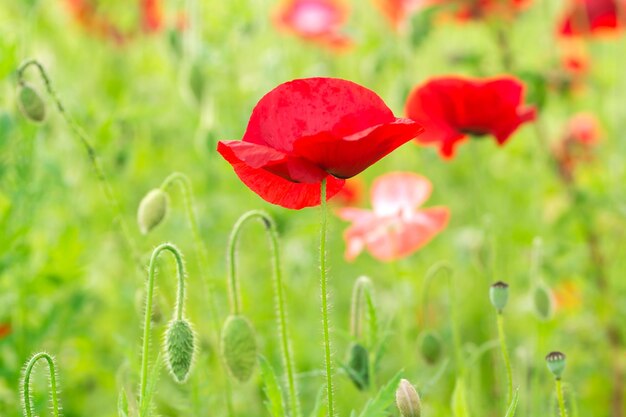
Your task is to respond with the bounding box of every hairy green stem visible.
[227,210,301,417]
[350,276,371,341]
[159,171,234,415]
[139,243,187,414]
[556,378,567,417]
[21,352,61,417]
[319,179,335,416]
[16,59,141,266]
[496,312,513,404]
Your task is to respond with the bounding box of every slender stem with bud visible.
[319,178,336,416]
[16,59,141,266]
[496,313,513,404]
[227,210,301,417]
[139,243,187,414]
[21,352,61,417]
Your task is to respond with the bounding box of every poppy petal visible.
[370,172,432,216]
[218,141,345,209]
[242,78,397,153]
[292,118,423,178]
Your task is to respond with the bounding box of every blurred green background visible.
[0,0,625,416]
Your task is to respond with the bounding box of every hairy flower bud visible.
[18,83,46,122]
[164,319,195,383]
[137,189,169,234]
[490,281,509,312]
[546,351,566,380]
[419,331,443,365]
[221,315,257,382]
[396,379,421,417]
[344,342,370,390]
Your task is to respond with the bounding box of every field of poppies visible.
[0,0,625,416]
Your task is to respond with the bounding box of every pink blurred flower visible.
[273,0,353,50]
[337,172,449,261]
[553,112,602,182]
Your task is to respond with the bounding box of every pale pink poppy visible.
[337,172,449,261]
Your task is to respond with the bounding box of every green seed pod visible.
[17,83,46,122]
[137,188,169,234]
[189,61,205,104]
[418,331,443,365]
[345,342,370,391]
[396,379,421,417]
[490,281,509,312]
[221,315,257,382]
[164,319,195,383]
[533,283,554,321]
[546,351,566,380]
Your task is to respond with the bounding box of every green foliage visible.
[258,355,285,417]
[358,371,403,417]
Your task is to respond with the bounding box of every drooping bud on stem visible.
[137,189,169,234]
[17,83,46,122]
[490,281,510,312]
[221,315,257,382]
[546,351,566,380]
[396,379,421,417]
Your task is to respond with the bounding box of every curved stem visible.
[21,352,61,417]
[139,243,187,414]
[227,210,301,417]
[158,171,234,415]
[496,312,513,405]
[16,59,141,266]
[319,179,335,417]
[556,378,567,417]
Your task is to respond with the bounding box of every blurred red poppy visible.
[140,0,164,33]
[218,78,423,209]
[273,0,353,49]
[372,0,424,29]
[330,177,365,206]
[0,323,10,339]
[405,76,536,158]
[63,0,127,43]
[554,112,601,181]
[559,0,625,37]
[337,172,449,261]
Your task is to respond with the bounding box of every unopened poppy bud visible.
[137,189,169,234]
[17,83,46,122]
[189,61,205,104]
[164,319,196,383]
[533,284,554,321]
[345,342,370,390]
[418,331,442,365]
[221,315,257,382]
[490,281,509,312]
[396,379,421,417]
[546,351,566,380]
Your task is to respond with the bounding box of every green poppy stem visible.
[21,352,61,417]
[139,243,187,415]
[16,59,141,267]
[319,178,336,416]
[227,210,301,417]
[496,312,513,405]
[556,378,567,417]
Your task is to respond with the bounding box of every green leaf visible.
[452,377,471,417]
[309,385,326,417]
[358,370,403,417]
[258,355,286,417]
[140,353,163,417]
[504,389,520,417]
[118,388,129,417]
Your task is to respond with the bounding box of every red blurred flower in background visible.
[430,0,531,21]
[373,0,424,30]
[337,172,449,261]
[0,323,10,340]
[330,177,365,206]
[140,0,164,33]
[217,78,423,209]
[553,112,601,182]
[273,0,353,49]
[63,0,127,43]
[559,0,625,38]
[405,76,536,158]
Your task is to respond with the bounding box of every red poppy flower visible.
[554,112,601,181]
[337,172,449,261]
[217,78,423,210]
[0,323,10,339]
[330,177,365,205]
[273,0,353,49]
[405,76,536,158]
[63,0,127,44]
[559,0,625,37]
